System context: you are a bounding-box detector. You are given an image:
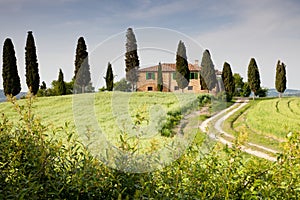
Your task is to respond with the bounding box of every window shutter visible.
[152,73,155,80]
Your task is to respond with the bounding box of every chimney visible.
[194,59,199,66]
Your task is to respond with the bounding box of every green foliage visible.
[175,40,190,90]
[57,68,66,95]
[255,87,268,97]
[200,49,217,91]
[241,82,251,97]
[233,73,251,97]
[157,62,163,91]
[247,58,261,98]
[221,62,235,101]
[125,28,139,91]
[275,60,287,97]
[37,79,73,97]
[2,38,21,96]
[74,37,91,93]
[1,95,300,199]
[200,73,208,90]
[25,31,40,95]
[40,81,47,90]
[114,78,131,92]
[104,62,114,91]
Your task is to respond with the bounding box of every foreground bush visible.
[0,96,299,199]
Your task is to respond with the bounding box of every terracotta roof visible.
[138,63,201,72]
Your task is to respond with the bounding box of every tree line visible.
[2,32,94,97]
[2,28,287,100]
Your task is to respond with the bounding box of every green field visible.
[224,97,300,151]
[0,92,201,154]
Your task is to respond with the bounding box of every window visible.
[190,72,198,79]
[188,86,193,90]
[147,86,153,91]
[146,72,155,80]
[174,86,179,90]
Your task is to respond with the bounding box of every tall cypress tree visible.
[104,62,114,91]
[199,74,208,90]
[157,62,163,91]
[2,38,21,96]
[25,31,40,95]
[247,58,261,100]
[175,40,190,92]
[74,37,91,93]
[221,62,235,101]
[200,49,217,92]
[57,68,66,95]
[125,28,139,91]
[275,60,287,98]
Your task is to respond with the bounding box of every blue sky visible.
[0,0,300,90]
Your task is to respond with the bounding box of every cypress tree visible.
[247,58,261,100]
[221,62,235,101]
[2,38,21,96]
[157,62,163,91]
[40,81,47,90]
[74,37,91,93]
[104,62,114,91]
[200,49,217,92]
[57,68,66,95]
[275,60,287,98]
[125,28,139,91]
[25,31,40,95]
[200,74,208,90]
[175,40,190,92]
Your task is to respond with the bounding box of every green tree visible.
[104,62,114,91]
[40,81,46,90]
[221,62,235,101]
[200,74,208,90]
[241,82,251,97]
[57,68,66,95]
[200,49,217,92]
[275,60,287,98]
[125,28,139,91]
[114,78,131,92]
[74,37,91,93]
[2,38,21,96]
[233,73,243,96]
[175,40,190,92]
[25,31,40,95]
[247,58,261,99]
[157,62,163,91]
[255,87,268,97]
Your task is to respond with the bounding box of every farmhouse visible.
[137,60,209,93]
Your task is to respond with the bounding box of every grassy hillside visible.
[0,92,201,154]
[224,97,300,151]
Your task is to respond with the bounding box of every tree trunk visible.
[82,85,85,93]
[279,92,282,98]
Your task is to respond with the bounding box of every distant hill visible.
[267,88,300,97]
[0,89,27,102]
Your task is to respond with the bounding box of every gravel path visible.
[199,99,278,162]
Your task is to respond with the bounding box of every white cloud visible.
[195,0,300,88]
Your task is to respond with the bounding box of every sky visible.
[0,0,299,91]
